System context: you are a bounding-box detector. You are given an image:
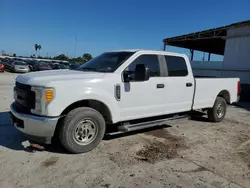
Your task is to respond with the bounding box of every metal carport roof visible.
[163,20,250,55]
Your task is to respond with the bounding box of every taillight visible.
[237,81,240,95]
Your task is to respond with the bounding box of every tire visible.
[207,97,227,122]
[59,107,106,154]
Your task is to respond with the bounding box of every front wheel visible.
[59,107,106,154]
[207,97,227,122]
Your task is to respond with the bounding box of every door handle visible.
[157,84,165,88]
[186,83,193,87]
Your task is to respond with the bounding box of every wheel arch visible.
[217,90,231,104]
[60,99,113,124]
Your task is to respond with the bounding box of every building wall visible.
[223,26,250,70]
[191,25,250,84]
[186,25,250,101]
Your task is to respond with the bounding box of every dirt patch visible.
[238,134,250,143]
[237,139,250,169]
[144,129,181,141]
[41,156,59,167]
[136,131,186,163]
[174,166,208,173]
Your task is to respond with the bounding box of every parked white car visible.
[11,61,30,73]
[10,50,240,153]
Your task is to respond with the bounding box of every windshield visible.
[14,61,27,65]
[78,52,135,72]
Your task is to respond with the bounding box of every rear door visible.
[163,55,194,113]
[119,54,168,121]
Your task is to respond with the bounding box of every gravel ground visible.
[0,72,250,188]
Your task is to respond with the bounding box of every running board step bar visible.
[117,114,188,132]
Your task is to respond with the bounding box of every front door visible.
[118,54,167,121]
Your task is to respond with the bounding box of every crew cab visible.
[10,50,240,153]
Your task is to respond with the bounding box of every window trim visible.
[158,55,168,77]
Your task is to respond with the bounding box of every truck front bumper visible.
[10,103,60,144]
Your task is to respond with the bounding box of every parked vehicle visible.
[61,62,70,69]
[10,50,240,154]
[70,62,84,70]
[49,62,68,70]
[33,62,52,71]
[47,62,57,69]
[2,58,12,69]
[0,63,4,72]
[11,61,30,73]
[58,64,69,69]
[25,60,37,71]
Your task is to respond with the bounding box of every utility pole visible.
[74,36,77,58]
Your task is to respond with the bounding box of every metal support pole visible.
[163,42,166,51]
[190,49,194,61]
[208,53,211,61]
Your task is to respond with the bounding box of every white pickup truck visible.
[10,50,240,153]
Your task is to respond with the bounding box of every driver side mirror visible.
[123,64,150,82]
[134,64,150,81]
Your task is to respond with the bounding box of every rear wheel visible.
[59,107,106,153]
[207,97,227,122]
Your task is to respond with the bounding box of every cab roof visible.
[110,49,186,57]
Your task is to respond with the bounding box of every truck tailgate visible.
[192,78,239,110]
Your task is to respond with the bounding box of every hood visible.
[16,69,106,86]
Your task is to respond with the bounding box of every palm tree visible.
[38,45,42,56]
[34,44,39,56]
[34,44,42,57]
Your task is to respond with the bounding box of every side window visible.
[126,55,160,80]
[164,55,188,77]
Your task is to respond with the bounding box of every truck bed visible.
[192,78,239,110]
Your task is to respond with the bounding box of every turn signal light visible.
[45,89,54,102]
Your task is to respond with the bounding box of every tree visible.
[38,45,42,56]
[82,53,92,62]
[34,44,42,56]
[54,54,68,61]
[34,44,39,56]
[13,53,16,57]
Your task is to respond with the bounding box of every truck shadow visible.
[0,111,31,152]
[0,111,173,154]
[189,116,210,122]
[103,124,172,140]
[45,124,174,154]
[233,102,250,111]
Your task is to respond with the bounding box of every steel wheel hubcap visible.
[216,103,224,118]
[73,119,98,145]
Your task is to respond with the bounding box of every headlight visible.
[31,87,55,115]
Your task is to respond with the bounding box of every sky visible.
[1,0,250,60]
